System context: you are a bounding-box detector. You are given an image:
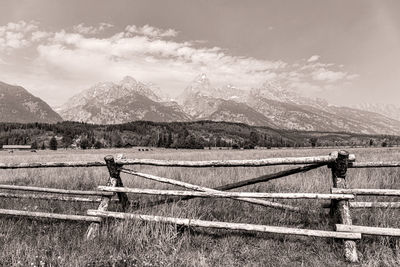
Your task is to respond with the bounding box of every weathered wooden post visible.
[86,154,129,240]
[330,150,358,262]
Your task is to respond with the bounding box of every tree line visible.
[0,121,399,150]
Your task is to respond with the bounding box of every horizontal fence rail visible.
[332,188,400,196]
[350,202,400,208]
[0,161,107,169]
[116,154,355,167]
[0,208,102,222]
[336,224,400,237]
[0,192,105,203]
[0,154,362,170]
[322,201,400,209]
[98,186,355,200]
[87,210,361,240]
[349,162,400,168]
[0,184,113,196]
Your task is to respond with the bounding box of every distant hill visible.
[0,81,62,123]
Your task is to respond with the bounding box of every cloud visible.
[311,68,348,82]
[307,55,320,62]
[73,23,113,35]
[36,28,287,93]
[0,20,38,52]
[0,21,359,105]
[31,31,52,42]
[125,24,178,38]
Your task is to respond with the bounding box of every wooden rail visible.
[87,210,361,240]
[0,155,351,170]
[98,186,355,200]
[336,224,400,237]
[332,188,400,196]
[0,184,113,196]
[349,162,400,168]
[0,208,102,222]
[116,154,355,167]
[322,201,400,209]
[350,202,400,208]
[0,161,106,169]
[0,192,104,203]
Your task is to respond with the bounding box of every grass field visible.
[1,147,400,266]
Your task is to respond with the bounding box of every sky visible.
[0,0,399,107]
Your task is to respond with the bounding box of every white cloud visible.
[346,74,360,80]
[31,31,52,42]
[307,55,320,62]
[0,20,38,52]
[0,21,359,105]
[125,24,178,38]
[3,21,38,33]
[312,68,348,82]
[73,23,113,35]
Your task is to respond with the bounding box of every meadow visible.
[1,147,400,266]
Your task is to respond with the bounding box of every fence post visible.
[85,155,130,240]
[330,150,358,262]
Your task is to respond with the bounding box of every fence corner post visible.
[113,154,130,211]
[330,150,358,263]
[85,154,130,240]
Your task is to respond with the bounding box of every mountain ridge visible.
[5,74,400,136]
[0,81,62,123]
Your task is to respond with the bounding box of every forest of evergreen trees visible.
[0,120,399,150]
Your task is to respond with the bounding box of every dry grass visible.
[1,147,400,266]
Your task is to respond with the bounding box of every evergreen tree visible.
[62,136,73,148]
[80,138,90,149]
[31,140,38,149]
[249,131,259,146]
[49,136,58,150]
[94,140,103,149]
[167,132,173,148]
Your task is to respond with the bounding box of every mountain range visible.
[1,75,400,135]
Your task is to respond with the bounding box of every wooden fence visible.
[0,150,399,263]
